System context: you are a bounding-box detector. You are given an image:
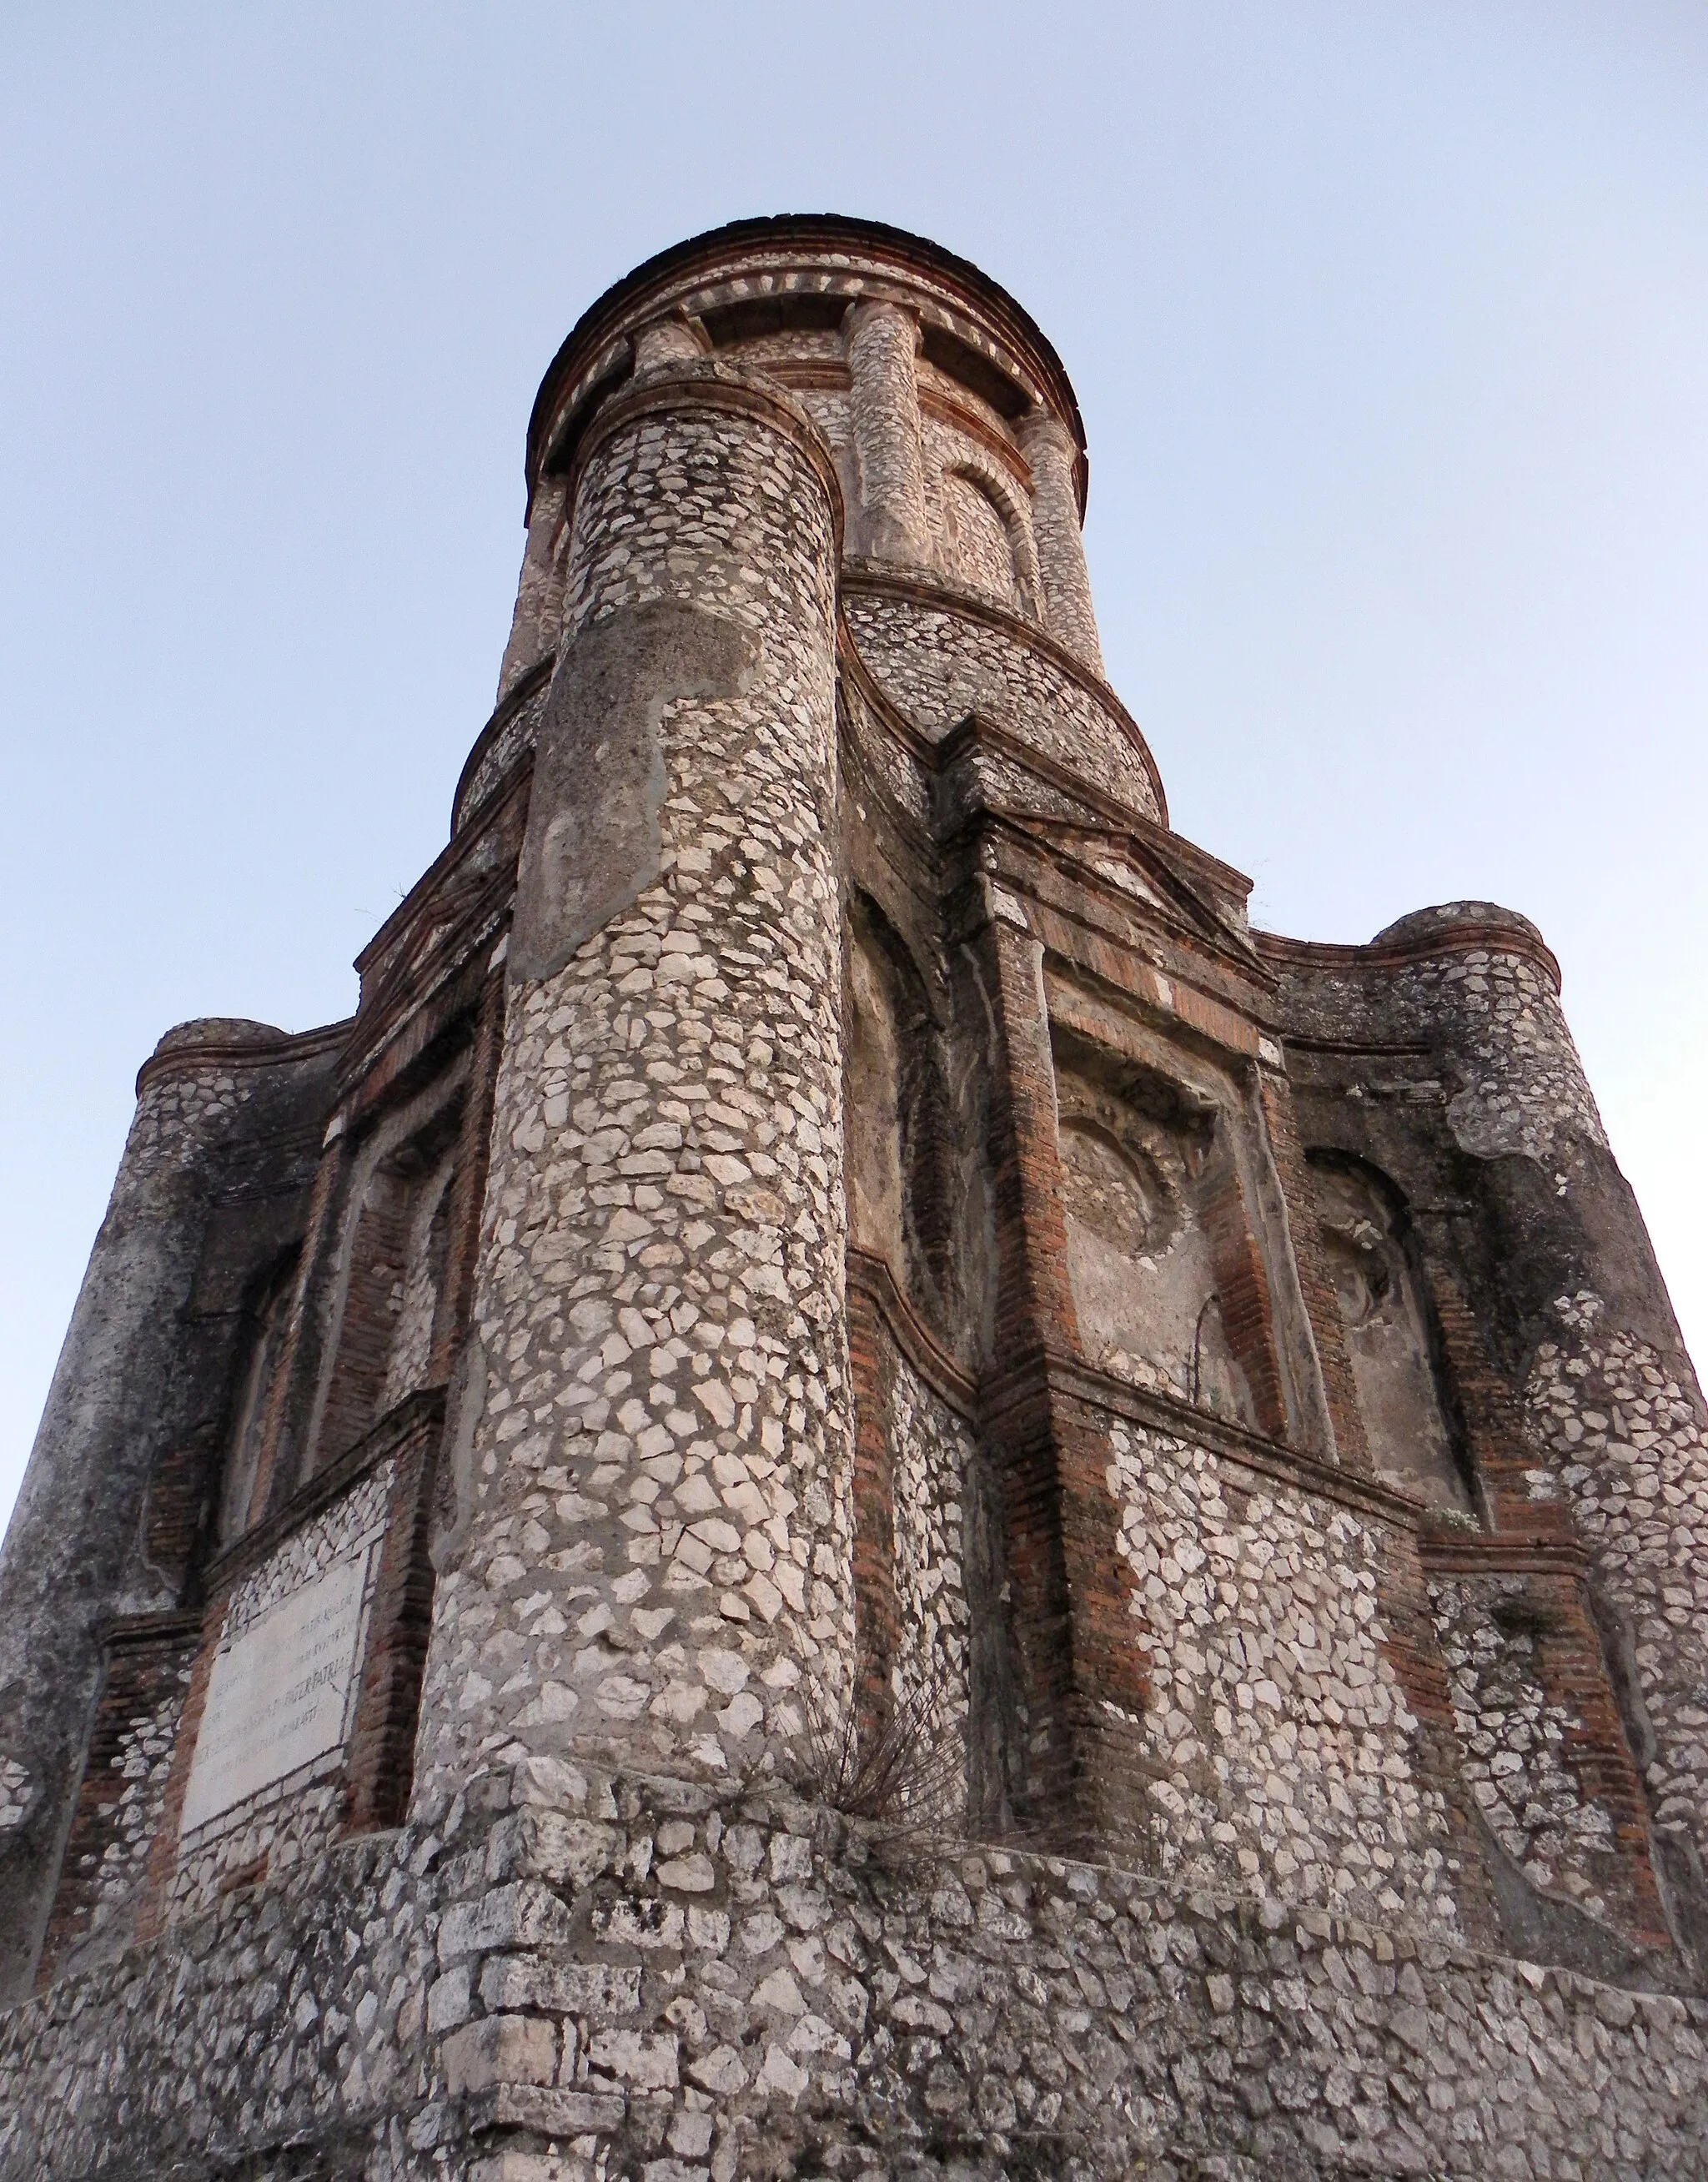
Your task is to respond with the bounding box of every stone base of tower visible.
[3,1767,1705,2182]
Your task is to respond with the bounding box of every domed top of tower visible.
[524,214,1090,515]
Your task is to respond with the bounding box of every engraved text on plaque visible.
[180,1549,373,1836]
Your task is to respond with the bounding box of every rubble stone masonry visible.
[3,217,1704,2179]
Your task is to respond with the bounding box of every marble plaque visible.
[180,1548,374,1836]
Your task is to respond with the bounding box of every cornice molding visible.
[1255,918,1563,995]
[452,651,552,837]
[136,1018,350,1101]
[525,214,1087,507]
[846,1245,978,1417]
[982,1342,1427,1531]
[200,1386,446,1600]
[1416,1528,1590,1580]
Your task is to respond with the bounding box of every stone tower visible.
[3,217,1707,2179]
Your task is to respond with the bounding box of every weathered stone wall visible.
[6,217,1706,2179]
[1107,1415,1457,1925]
[841,586,1161,820]
[1429,1569,1624,1922]
[1270,907,1708,1972]
[1527,1300,1708,1958]
[5,1767,1708,2182]
[886,1352,976,1778]
[1392,939,1609,1172]
[39,1641,193,1980]
[0,1020,339,2000]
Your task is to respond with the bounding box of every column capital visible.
[1016,405,1080,465]
[631,312,711,375]
[846,294,923,351]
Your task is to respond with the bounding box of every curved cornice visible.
[1254,912,1562,994]
[525,214,1089,514]
[136,1017,351,1099]
[451,652,552,835]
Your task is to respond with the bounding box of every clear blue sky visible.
[3,3,1705,1539]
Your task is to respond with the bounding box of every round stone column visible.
[0,1023,309,1999]
[414,360,852,1807]
[1382,905,1708,1966]
[495,471,571,704]
[1019,407,1105,676]
[845,299,932,568]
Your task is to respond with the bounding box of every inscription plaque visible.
[180,1548,374,1836]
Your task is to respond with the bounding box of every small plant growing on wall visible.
[786,1671,964,1838]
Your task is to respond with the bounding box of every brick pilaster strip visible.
[1409,1223,1563,1533]
[1418,1531,1674,1953]
[430,969,507,1387]
[34,1614,200,1987]
[973,914,1149,1843]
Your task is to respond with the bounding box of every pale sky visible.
[2,2,1704,1541]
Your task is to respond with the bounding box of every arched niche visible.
[216,1250,299,1546]
[307,1067,467,1476]
[1052,1042,1258,1428]
[845,894,960,1336]
[942,471,1021,611]
[1309,1154,1473,1512]
[937,461,1042,620]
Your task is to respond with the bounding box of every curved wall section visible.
[842,579,1164,821]
[0,1019,341,2000]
